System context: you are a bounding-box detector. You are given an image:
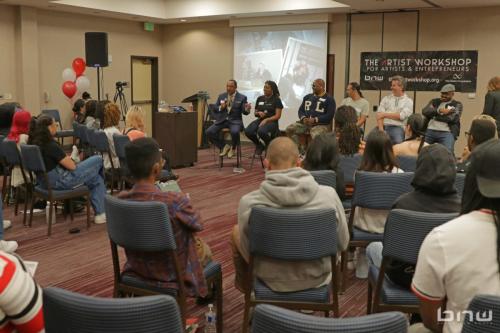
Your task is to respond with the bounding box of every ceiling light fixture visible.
[180,19,187,22]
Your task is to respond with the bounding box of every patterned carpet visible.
[8,145,369,333]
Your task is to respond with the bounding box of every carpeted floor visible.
[8,145,369,332]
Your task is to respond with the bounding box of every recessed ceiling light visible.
[180,19,187,22]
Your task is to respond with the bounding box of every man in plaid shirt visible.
[118,138,208,297]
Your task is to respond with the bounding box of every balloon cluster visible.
[61,58,90,99]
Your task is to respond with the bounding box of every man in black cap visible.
[422,83,463,153]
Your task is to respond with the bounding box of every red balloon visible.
[72,57,86,76]
[62,81,77,98]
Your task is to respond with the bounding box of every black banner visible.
[360,50,478,92]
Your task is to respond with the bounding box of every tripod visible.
[113,85,128,122]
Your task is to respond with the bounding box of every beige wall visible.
[0,5,19,102]
[162,20,233,105]
[330,7,500,154]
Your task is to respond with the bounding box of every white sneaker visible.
[0,240,18,253]
[94,213,107,224]
[3,220,11,230]
[227,148,235,159]
[355,248,368,279]
[219,144,231,157]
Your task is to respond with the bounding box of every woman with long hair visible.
[244,80,283,155]
[83,100,99,129]
[393,113,428,157]
[303,132,345,200]
[7,109,32,187]
[483,76,500,138]
[334,105,362,156]
[354,129,403,278]
[411,139,500,333]
[102,103,121,170]
[28,115,107,224]
[123,105,146,141]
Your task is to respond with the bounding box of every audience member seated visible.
[354,129,403,278]
[482,76,500,138]
[340,82,370,130]
[0,200,17,253]
[118,138,211,297]
[95,100,110,130]
[0,102,19,137]
[334,105,362,156]
[302,132,346,200]
[28,115,106,224]
[366,144,461,290]
[72,99,86,124]
[244,81,283,155]
[102,103,121,170]
[123,105,146,141]
[83,100,99,129]
[7,109,32,188]
[231,137,349,292]
[456,114,497,172]
[393,113,428,157]
[286,78,335,154]
[411,138,500,333]
[0,251,44,332]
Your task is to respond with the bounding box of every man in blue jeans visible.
[376,76,414,144]
[423,84,463,154]
[0,200,18,253]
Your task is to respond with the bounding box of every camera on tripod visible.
[116,81,129,89]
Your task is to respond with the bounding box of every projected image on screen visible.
[234,24,328,129]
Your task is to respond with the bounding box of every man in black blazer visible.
[206,80,250,158]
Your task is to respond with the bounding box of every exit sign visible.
[144,22,155,32]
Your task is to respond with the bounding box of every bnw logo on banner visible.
[360,50,478,92]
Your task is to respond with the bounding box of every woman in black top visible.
[244,80,283,155]
[483,76,500,137]
[28,115,107,224]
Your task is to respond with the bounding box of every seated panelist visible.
[206,80,249,159]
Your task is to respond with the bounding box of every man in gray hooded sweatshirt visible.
[231,137,349,293]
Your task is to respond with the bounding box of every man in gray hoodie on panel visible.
[231,137,349,293]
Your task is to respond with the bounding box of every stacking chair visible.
[0,135,10,202]
[243,207,340,333]
[341,171,414,291]
[338,154,362,210]
[112,134,131,189]
[92,131,120,194]
[2,140,30,224]
[455,172,466,197]
[20,144,91,236]
[252,304,408,333]
[396,155,417,172]
[462,294,500,333]
[310,170,337,191]
[43,287,183,333]
[104,195,223,332]
[367,209,458,315]
[42,109,74,144]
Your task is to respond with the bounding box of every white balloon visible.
[75,75,90,92]
[62,68,76,82]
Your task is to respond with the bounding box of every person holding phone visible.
[422,84,463,153]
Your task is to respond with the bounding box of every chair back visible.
[339,154,362,184]
[78,124,91,145]
[20,144,46,174]
[455,172,466,197]
[462,294,500,333]
[42,109,62,127]
[92,131,110,153]
[352,171,414,210]
[105,195,176,252]
[382,209,458,264]
[43,287,183,333]
[310,170,337,191]
[251,304,408,333]
[2,139,21,166]
[249,207,338,261]
[396,155,417,172]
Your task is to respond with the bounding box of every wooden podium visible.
[182,92,209,148]
[153,111,198,168]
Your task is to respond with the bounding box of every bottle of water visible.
[71,145,80,163]
[46,202,56,225]
[204,304,216,333]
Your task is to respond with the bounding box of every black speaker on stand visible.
[85,32,108,101]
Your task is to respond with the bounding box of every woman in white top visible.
[102,103,121,170]
[341,82,370,129]
[393,113,429,157]
[411,139,500,333]
[354,129,403,278]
